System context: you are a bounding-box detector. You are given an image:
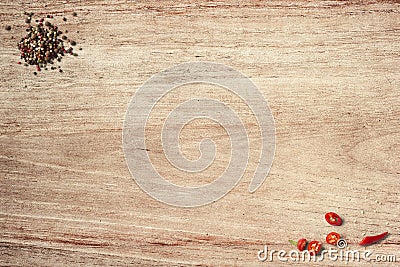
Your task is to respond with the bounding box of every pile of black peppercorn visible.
[17,12,79,75]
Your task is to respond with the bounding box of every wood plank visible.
[1,1,399,266]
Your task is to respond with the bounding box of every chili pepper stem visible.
[289,240,297,246]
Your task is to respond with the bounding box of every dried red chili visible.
[326,232,340,245]
[325,212,342,226]
[359,231,388,246]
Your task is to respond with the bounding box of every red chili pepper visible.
[297,238,307,251]
[289,238,307,251]
[307,240,322,256]
[359,232,388,246]
[326,232,341,245]
[325,212,342,226]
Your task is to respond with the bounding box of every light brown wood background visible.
[1,0,399,266]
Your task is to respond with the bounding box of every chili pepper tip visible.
[359,231,389,246]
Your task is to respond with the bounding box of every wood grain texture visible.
[1,0,399,266]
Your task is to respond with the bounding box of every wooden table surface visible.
[1,1,399,266]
